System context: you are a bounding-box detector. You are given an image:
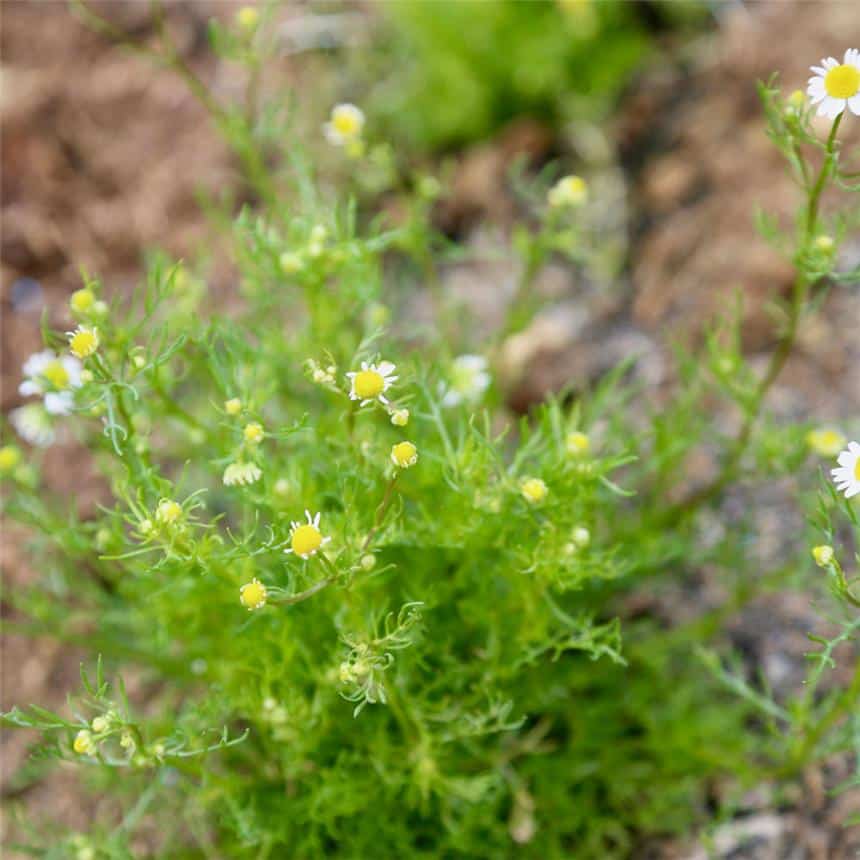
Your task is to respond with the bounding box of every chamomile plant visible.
[2,8,859,857]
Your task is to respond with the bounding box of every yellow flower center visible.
[806,428,845,457]
[0,446,21,472]
[70,288,95,313]
[243,422,264,444]
[855,458,860,482]
[549,175,588,208]
[392,441,418,468]
[333,110,360,138]
[240,580,267,609]
[812,545,834,567]
[156,500,183,524]
[354,370,384,399]
[521,478,548,503]
[73,730,94,755]
[69,329,98,359]
[42,360,70,389]
[566,431,590,455]
[236,6,259,30]
[824,64,860,99]
[292,524,322,557]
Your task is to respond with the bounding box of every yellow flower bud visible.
[73,729,95,755]
[566,431,590,456]
[391,441,418,469]
[68,326,99,359]
[812,545,834,567]
[240,578,267,610]
[520,478,548,504]
[155,499,183,526]
[70,288,95,314]
[236,6,259,30]
[243,422,264,445]
[0,445,21,473]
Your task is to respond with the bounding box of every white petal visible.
[810,66,826,77]
[455,355,487,372]
[848,94,860,116]
[848,441,860,454]
[19,380,41,396]
[807,77,826,96]
[846,485,860,499]
[817,97,844,118]
[44,391,73,415]
[323,123,344,146]
[823,57,839,70]
[377,361,396,376]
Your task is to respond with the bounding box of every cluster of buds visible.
[69,286,108,322]
[306,359,338,387]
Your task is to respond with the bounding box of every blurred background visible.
[2,1,859,855]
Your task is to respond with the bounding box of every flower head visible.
[566,431,590,456]
[520,477,548,504]
[243,422,264,445]
[806,428,846,458]
[223,461,262,487]
[832,441,860,498]
[347,361,397,406]
[70,288,95,314]
[67,326,99,359]
[390,408,410,427]
[155,499,183,526]
[441,355,491,408]
[240,578,267,610]
[548,175,588,209]
[286,510,330,559]
[224,398,242,416]
[813,235,835,253]
[807,49,860,118]
[0,445,21,473]
[280,252,303,274]
[73,729,95,756]
[812,545,834,567]
[10,403,56,447]
[236,5,259,30]
[391,441,418,469]
[571,526,591,548]
[324,103,365,146]
[786,89,806,111]
[19,350,82,415]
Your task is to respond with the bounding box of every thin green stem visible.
[655,112,844,526]
[362,474,400,551]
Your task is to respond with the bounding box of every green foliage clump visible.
[2,8,859,859]
[369,0,702,150]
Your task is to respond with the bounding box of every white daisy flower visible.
[807,49,860,119]
[346,361,397,406]
[223,462,263,486]
[832,440,860,498]
[10,403,56,447]
[440,355,491,408]
[324,103,365,146]
[19,350,82,415]
[285,510,330,559]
